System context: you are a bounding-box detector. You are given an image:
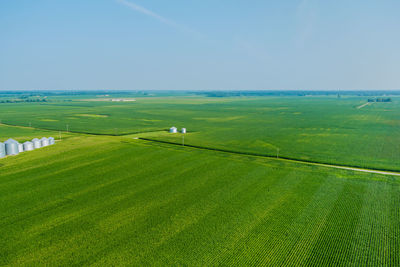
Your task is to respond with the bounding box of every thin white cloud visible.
[116,0,203,39]
[295,0,318,47]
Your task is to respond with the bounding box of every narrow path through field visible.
[138,138,400,177]
[356,102,371,109]
[296,161,400,176]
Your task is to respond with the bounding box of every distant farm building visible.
[181,128,187,134]
[170,127,178,133]
[111,98,136,102]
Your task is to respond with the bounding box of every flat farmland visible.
[0,134,399,265]
[0,96,399,170]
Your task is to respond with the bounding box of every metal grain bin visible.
[41,137,50,147]
[181,128,186,134]
[48,137,55,145]
[0,142,5,158]
[169,127,177,133]
[23,141,34,151]
[32,138,41,149]
[5,139,19,156]
[18,143,24,153]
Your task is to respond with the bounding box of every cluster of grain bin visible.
[31,137,54,149]
[0,137,56,158]
[170,127,187,134]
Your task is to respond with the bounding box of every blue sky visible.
[1,0,399,90]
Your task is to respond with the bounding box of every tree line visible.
[0,99,48,104]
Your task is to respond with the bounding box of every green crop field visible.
[0,95,399,170]
[0,134,399,265]
[0,92,399,265]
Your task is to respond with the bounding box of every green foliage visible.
[0,124,71,143]
[0,136,398,265]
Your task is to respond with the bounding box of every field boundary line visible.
[138,138,400,177]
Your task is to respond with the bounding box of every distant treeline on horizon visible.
[0,90,400,98]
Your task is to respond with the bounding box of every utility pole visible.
[59,131,62,141]
[182,135,185,146]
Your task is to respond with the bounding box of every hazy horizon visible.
[1,0,400,91]
[1,89,400,93]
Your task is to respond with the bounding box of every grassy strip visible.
[0,122,166,137]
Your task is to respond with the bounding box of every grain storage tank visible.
[181,128,186,134]
[23,141,34,151]
[169,126,177,133]
[18,143,24,153]
[4,139,19,156]
[41,137,50,147]
[0,142,5,158]
[48,137,55,145]
[32,138,41,149]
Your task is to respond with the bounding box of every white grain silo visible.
[23,141,34,151]
[48,137,55,145]
[0,142,5,158]
[169,127,178,133]
[4,139,19,156]
[181,128,186,134]
[41,137,50,147]
[18,143,24,153]
[32,138,41,149]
